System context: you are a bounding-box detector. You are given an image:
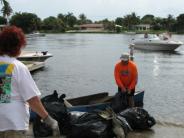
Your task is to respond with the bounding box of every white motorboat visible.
[132,35,183,51]
[26,31,45,38]
[17,51,53,62]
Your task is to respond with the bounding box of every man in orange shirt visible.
[114,53,138,107]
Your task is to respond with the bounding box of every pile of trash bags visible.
[32,90,156,138]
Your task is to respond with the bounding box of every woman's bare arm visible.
[27,96,48,119]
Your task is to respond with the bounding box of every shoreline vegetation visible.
[1,1,184,34]
[64,30,171,34]
[42,29,176,35]
[8,12,184,34]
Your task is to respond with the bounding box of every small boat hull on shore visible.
[29,91,144,138]
[30,91,144,120]
[67,91,144,112]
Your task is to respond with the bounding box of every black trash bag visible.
[41,90,59,103]
[67,112,114,138]
[118,107,156,130]
[33,90,70,137]
[69,111,86,122]
[41,90,70,122]
[33,115,53,137]
[116,115,133,135]
[111,91,128,113]
[60,111,87,136]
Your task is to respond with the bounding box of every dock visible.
[22,61,45,72]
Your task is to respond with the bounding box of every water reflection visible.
[134,48,183,55]
[153,55,160,77]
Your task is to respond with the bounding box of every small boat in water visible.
[17,51,53,62]
[22,61,45,72]
[132,34,183,51]
[26,31,46,38]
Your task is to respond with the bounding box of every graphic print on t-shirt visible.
[120,70,129,76]
[0,62,14,103]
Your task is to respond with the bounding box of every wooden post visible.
[129,44,135,61]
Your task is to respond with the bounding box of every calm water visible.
[26,34,184,136]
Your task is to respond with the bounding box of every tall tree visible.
[0,0,12,24]
[123,12,140,30]
[57,13,65,22]
[141,14,154,24]
[57,13,67,29]
[78,13,87,24]
[96,18,115,31]
[65,12,77,28]
[42,16,65,32]
[115,17,123,26]
[78,13,92,25]
[0,16,6,24]
[174,14,184,33]
[10,12,41,33]
[166,14,176,31]
[152,17,162,30]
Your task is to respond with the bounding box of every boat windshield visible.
[140,34,160,40]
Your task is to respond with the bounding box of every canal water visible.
[26,33,184,137]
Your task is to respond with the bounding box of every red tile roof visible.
[79,24,103,28]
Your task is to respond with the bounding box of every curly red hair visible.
[0,26,26,57]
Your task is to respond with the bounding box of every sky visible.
[7,0,184,21]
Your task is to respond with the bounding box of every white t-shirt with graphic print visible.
[0,55,41,131]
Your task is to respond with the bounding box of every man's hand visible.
[121,87,126,92]
[126,89,132,97]
[127,89,131,94]
[43,115,60,136]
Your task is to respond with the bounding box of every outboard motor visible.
[41,51,48,55]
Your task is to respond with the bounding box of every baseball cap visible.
[120,53,130,61]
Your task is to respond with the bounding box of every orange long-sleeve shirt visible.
[114,60,138,91]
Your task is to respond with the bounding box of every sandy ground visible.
[26,123,64,138]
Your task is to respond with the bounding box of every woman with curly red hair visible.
[0,26,26,57]
[0,26,60,138]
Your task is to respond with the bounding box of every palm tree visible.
[123,12,140,30]
[65,12,77,28]
[166,14,176,31]
[0,0,12,24]
[79,13,87,24]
